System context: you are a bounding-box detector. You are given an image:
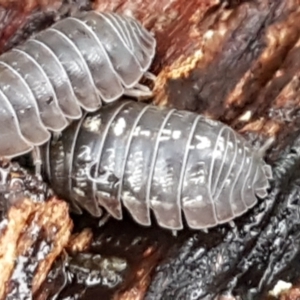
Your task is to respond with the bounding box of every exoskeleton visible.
[42,100,273,230]
[0,11,156,160]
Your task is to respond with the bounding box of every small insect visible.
[0,10,156,162]
[42,100,273,230]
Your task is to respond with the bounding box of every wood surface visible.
[0,1,300,299]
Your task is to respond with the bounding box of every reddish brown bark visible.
[0,0,61,11]
[0,197,73,299]
[0,0,300,299]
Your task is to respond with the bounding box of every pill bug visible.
[0,10,156,160]
[42,100,273,230]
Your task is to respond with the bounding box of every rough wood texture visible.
[0,162,73,300]
[67,216,172,300]
[0,160,81,300]
[1,0,300,299]
[0,0,60,12]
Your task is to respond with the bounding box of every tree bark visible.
[1,0,300,299]
[0,161,73,300]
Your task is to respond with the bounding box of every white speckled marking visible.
[195,135,211,149]
[172,130,181,139]
[114,117,126,136]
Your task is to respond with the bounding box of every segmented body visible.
[0,11,155,159]
[43,100,272,230]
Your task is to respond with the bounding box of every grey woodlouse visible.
[0,10,156,160]
[42,100,273,230]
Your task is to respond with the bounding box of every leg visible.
[98,211,111,227]
[124,84,153,100]
[52,132,62,143]
[124,71,157,100]
[31,146,42,177]
[144,71,157,81]
[258,136,275,158]
[0,158,11,185]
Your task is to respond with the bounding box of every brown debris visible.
[31,198,73,294]
[0,0,61,12]
[115,246,163,300]
[66,228,93,254]
[0,198,33,298]
[52,213,174,300]
[0,196,73,299]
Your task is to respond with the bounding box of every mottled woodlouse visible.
[43,100,272,230]
[0,11,156,159]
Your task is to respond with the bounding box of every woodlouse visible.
[0,11,156,160]
[42,100,273,230]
